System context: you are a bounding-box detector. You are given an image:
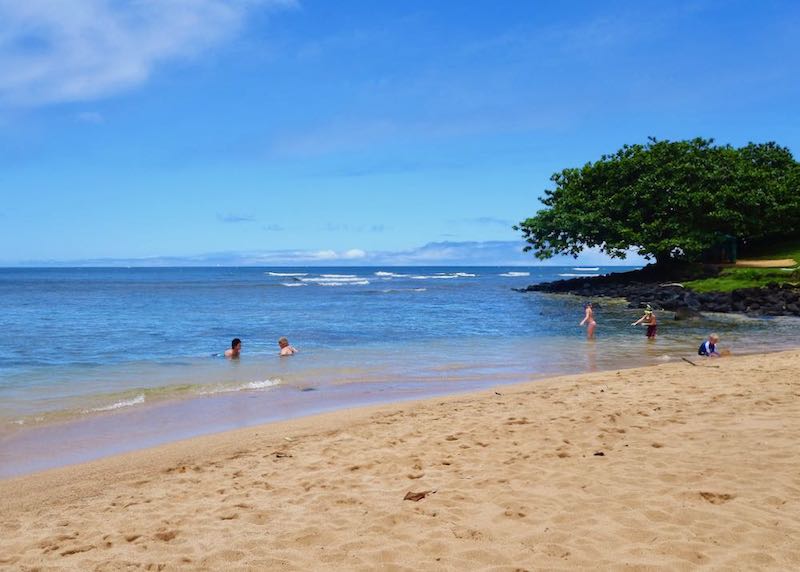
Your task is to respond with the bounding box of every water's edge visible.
[2,346,790,480]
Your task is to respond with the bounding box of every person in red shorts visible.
[632,305,658,339]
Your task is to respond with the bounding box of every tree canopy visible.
[516,137,800,264]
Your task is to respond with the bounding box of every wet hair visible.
[278,337,289,346]
[584,301,592,307]
[231,338,241,349]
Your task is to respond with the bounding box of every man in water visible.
[278,337,297,356]
[632,305,658,339]
[225,338,242,359]
[698,333,721,357]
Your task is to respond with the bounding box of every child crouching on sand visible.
[698,334,721,357]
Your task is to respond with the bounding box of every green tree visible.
[515,137,800,264]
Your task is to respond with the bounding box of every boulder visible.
[674,306,702,320]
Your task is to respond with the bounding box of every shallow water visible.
[2,266,799,476]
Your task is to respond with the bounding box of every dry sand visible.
[2,350,800,571]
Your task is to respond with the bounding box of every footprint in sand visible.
[60,545,95,556]
[699,492,735,504]
[154,530,178,542]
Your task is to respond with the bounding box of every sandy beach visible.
[2,350,799,571]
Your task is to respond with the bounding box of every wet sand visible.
[2,350,799,570]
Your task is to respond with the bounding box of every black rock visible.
[516,263,800,317]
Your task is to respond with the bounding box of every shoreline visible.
[2,350,799,569]
[2,341,799,479]
[0,376,515,479]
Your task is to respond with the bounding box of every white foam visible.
[89,394,145,412]
[281,282,307,287]
[242,379,281,390]
[500,271,530,277]
[267,272,308,277]
[320,274,357,278]
[300,276,366,283]
[318,280,370,286]
[415,272,475,279]
[573,267,599,271]
[381,287,427,293]
[200,378,282,395]
[411,274,456,280]
[559,273,600,277]
[374,271,408,277]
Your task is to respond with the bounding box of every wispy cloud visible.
[0,0,296,106]
[6,242,648,267]
[217,213,255,223]
[324,223,387,233]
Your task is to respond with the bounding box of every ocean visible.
[2,266,799,476]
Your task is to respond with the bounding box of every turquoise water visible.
[1,266,799,475]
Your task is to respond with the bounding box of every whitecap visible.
[412,274,457,280]
[573,267,599,271]
[500,271,530,277]
[300,276,366,283]
[281,283,307,287]
[558,273,600,277]
[267,272,308,277]
[319,280,370,286]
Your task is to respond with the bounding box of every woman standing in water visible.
[632,305,658,339]
[579,302,597,339]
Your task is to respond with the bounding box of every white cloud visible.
[0,0,295,106]
[310,250,338,260]
[343,249,366,259]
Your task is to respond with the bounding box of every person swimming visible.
[278,337,297,356]
[579,302,597,339]
[224,338,242,359]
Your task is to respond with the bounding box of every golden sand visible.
[2,351,799,570]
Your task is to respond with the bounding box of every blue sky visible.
[1,0,798,266]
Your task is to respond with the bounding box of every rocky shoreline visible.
[516,267,800,318]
